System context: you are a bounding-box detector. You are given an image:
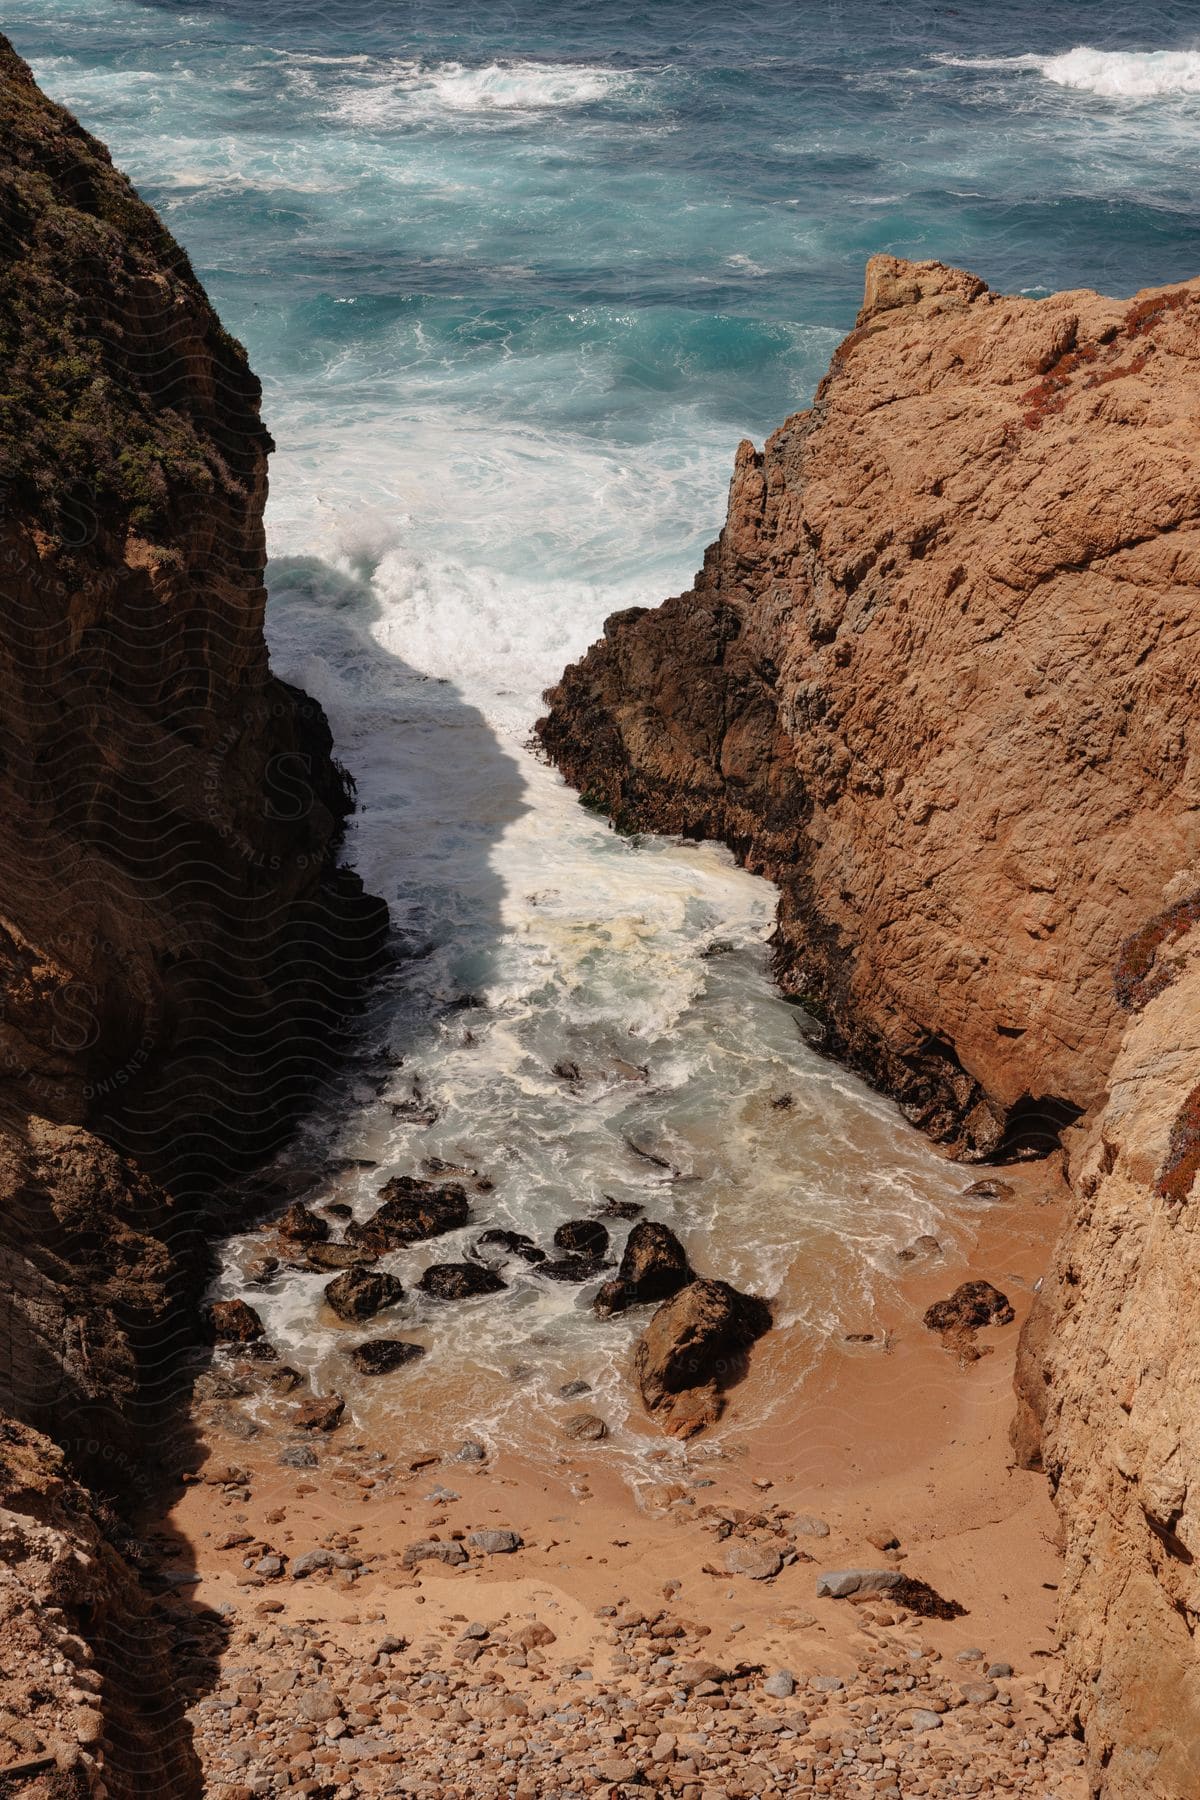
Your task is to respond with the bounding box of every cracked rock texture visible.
[541,257,1200,1793]
[540,255,1200,1159]
[1014,928,1200,1798]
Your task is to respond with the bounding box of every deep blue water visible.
[10,3,1200,1448]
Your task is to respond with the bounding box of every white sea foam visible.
[325,58,639,130]
[940,46,1200,99]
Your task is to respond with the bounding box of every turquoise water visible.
[12,3,1200,1459]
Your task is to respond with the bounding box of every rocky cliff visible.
[540,257,1200,1793]
[0,36,387,1794]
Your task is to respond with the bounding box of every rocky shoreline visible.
[2,34,1198,1798]
[152,1149,1084,1800]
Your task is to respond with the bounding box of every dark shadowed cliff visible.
[0,36,387,1794]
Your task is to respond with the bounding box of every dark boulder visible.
[324,1266,405,1322]
[346,1177,470,1252]
[923,1279,1015,1364]
[205,1299,265,1343]
[473,1228,545,1265]
[304,1242,378,1271]
[635,1279,772,1439]
[553,1219,609,1257]
[276,1202,330,1245]
[595,1219,693,1316]
[536,1255,607,1283]
[924,1280,1014,1333]
[350,1339,426,1375]
[418,1262,506,1301]
[600,1197,643,1220]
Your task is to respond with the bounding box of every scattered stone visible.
[563,1413,608,1441]
[278,1444,317,1469]
[924,1280,1015,1334]
[791,1514,831,1538]
[305,1242,377,1271]
[963,1178,1015,1201]
[402,1541,468,1569]
[349,1339,426,1375]
[816,1568,905,1599]
[291,1550,336,1578]
[763,1670,796,1698]
[988,1661,1014,1679]
[267,1364,304,1394]
[559,1378,592,1397]
[599,1197,643,1219]
[455,1440,486,1462]
[724,1541,782,1581]
[866,1526,900,1550]
[925,1279,1015,1363]
[205,1299,264,1343]
[896,1234,942,1263]
[469,1529,522,1554]
[294,1394,345,1432]
[536,1255,607,1283]
[324,1267,405,1322]
[909,1710,944,1733]
[418,1262,506,1300]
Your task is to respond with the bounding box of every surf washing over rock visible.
[3,1,1200,1793]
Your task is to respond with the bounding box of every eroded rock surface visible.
[540,256,1200,1159]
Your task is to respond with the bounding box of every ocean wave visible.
[939,46,1200,99]
[326,58,639,129]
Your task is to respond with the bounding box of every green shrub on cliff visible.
[0,34,269,548]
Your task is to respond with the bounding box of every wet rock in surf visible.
[346,1177,470,1252]
[636,1278,772,1439]
[418,1262,506,1301]
[536,1255,607,1283]
[472,1228,545,1265]
[553,1219,610,1258]
[206,1299,265,1343]
[304,1242,378,1272]
[324,1266,405,1322]
[896,1234,941,1264]
[276,1202,330,1245]
[563,1413,608,1441]
[349,1339,426,1375]
[595,1219,693,1316]
[323,1201,353,1220]
[600,1197,643,1220]
[294,1393,345,1432]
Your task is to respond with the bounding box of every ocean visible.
[11,0,1200,1466]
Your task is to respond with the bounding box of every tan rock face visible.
[1015,935,1200,1798]
[541,256,1200,1790]
[540,254,1200,1158]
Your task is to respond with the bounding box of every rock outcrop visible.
[0,36,387,1795]
[1013,929,1200,1796]
[540,255,1200,1160]
[541,257,1200,1792]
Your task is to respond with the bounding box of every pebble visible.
[763,1671,796,1699]
[469,1530,522,1555]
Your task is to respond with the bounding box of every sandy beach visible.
[148,1155,1087,1797]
